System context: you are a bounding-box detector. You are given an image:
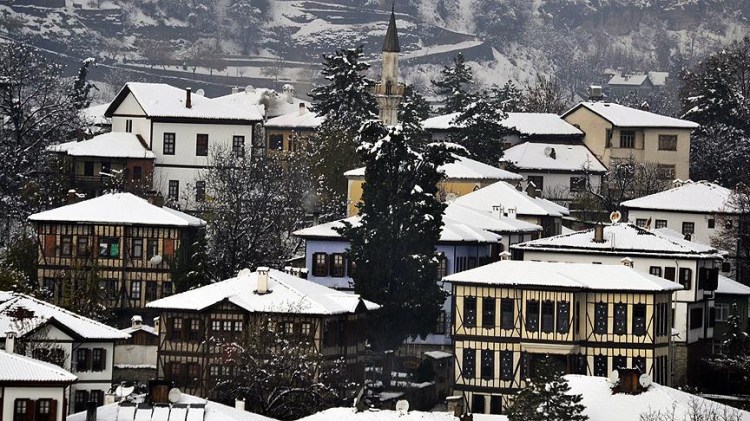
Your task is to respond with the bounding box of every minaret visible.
[374,4,404,126]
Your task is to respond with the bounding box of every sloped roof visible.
[382,10,400,52]
[264,108,324,129]
[344,155,523,181]
[146,269,380,315]
[422,112,583,136]
[0,350,77,383]
[622,181,737,214]
[105,83,263,121]
[502,142,606,173]
[563,102,699,129]
[29,193,206,227]
[299,408,505,421]
[79,103,111,127]
[454,181,570,217]
[120,324,157,336]
[443,203,542,234]
[512,223,720,258]
[716,276,750,296]
[212,87,309,119]
[48,133,155,159]
[445,260,683,292]
[608,74,651,86]
[0,292,129,341]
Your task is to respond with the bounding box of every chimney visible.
[256,267,270,294]
[131,315,143,329]
[85,401,97,421]
[153,192,164,208]
[5,331,15,354]
[506,207,517,220]
[235,399,245,411]
[446,396,464,417]
[491,205,503,219]
[299,102,307,116]
[153,317,160,335]
[282,84,295,104]
[146,190,157,204]
[515,182,523,192]
[499,251,511,261]
[67,189,79,205]
[185,87,192,109]
[525,182,538,199]
[588,85,604,101]
[232,86,239,94]
[593,223,605,243]
[621,257,634,268]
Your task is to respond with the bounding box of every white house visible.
[0,344,77,421]
[0,292,129,414]
[103,83,263,207]
[510,223,724,386]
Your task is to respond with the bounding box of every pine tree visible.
[338,121,454,351]
[722,303,750,358]
[449,95,515,166]
[70,57,96,110]
[489,80,527,112]
[398,85,430,149]
[432,52,475,114]
[507,356,588,421]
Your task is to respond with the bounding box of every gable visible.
[112,92,146,117]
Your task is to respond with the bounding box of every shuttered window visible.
[464,297,477,328]
[594,302,608,334]
[614,303,627,335]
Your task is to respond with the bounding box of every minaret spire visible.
[375,3,403,126]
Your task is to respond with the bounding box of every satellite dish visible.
[395,400,409,415]
[445,193,457,203]
[610,210,622,224]
[639,374,652,388]
[195,89,205,96]
[544,146,553,157]
[115,385,135,398]
[149,255,163,266]
[245,85,254,93]
[607,370,620,385]
[168,388,182,403]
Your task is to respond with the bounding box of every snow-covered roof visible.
[622,180,737,214]
[512,223,720,258]
[299,408,505,421]
[716,276,750,295]
[0,350,77,383]
[454,181,570,217]
[212,87,310,119]
[79,103,111,127]
[566,374,750,421]
[443,203,542,234]
[445,260,682,292]
[608,74,651,86]
[264,107,324,129]
[146,269,379,315]
[502,142,607,173]
[423,112,583,137]
[106,83,263,122]
[67,393,276,421]
[344,154,523,182]
[29,193,206,227]
[120,324,157,336]
[0,292,129,341]
[648,72,669,86]
[48,133,155,159]
[423,350,453,360]
[563,102,699,129]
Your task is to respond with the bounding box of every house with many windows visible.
[511,223,723,386]
[561,102,699,180]
[263,104,323,156]
[29,193,206,325]
[445,260,681,415]
[146,268,378,398]
[0,292,128,414]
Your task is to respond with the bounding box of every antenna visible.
[168,388,182,403]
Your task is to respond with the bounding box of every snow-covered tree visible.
[70,58,96,110]
[449,96,515,166]
[338,121,454,351]
[507,356,588,421]
[702,303,750,396]
[522,75,569,114]
[489,80,527,112]
[398,85,431,149]
[229,0,269,54]
[432,52,475,114]
[168,230,208,293]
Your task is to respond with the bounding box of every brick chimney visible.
[185,87,192,109]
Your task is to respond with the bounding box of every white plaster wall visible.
[516,171,602,203]
[73,342,114,384]
[113,344,157,367]
[151,122,253,167]
[2,386,67,421]
[626,209,722,246]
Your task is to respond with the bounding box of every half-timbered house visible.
[445,260,682,415]
[146,268,378,398]
[29,193,206,325]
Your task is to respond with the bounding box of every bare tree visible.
[7,307,69,368]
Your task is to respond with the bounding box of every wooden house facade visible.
[445,260,681,415]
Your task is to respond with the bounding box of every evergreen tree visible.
[432,52,475,114]
[169,230,208,293]
[490,80,527,112]
[398,85,430,149]
[722,303,750,358]
[70,57,96,110]
[507,356,588,421]
[449,95,515,166]
[338,121,454,351]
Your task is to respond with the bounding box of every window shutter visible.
[25,400,35,421]
[48,400,57,421]
[164,239,175,258]
[85,348,92,371]
[100,348,107,371]
[328,254,335,277]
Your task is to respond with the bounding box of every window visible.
[520,352,529,379]
[679,268,692,289]
[620,130,635,148]
[84,161,94,176]
[196,134,209,156]
[188,363,200,381]
[570,177,586,192]
[613,355,627,370]
[594,302,608,334]
[574,354,587,375]
[525,300,539,332]
[467,256,477,269]
[437,255,448,280]
[501,298,514,329]
[98,237,119,258]
[269,134,283,150]
[163,133,176,155]
[168,180,179,201]
[658,134,677,151]
[557,301,570,333]
[312,253,328,277]
[92,348,106,371]
[100,279,117,300]
[664,267,676,281]
[690,307,703,329]
[14,399,29,421]
[715,303,730,322]
[301,322,312,337]
[209,364,220,378]
[130,280,142,300]
[147,239,158,259]
[605,128,613,148]
[633,356,646,373]
[481,349,494,380]
[43,278,56,296]
[655,220,668,229]
[636,218,647,227]
[708,219,716,229]
[162,282,173,297]
[77,237,89,256]
[188,319,202,341]
[464,296,477,327]
[133,166,143,180]
[331,253,345,277]
[490,396,502,415]
[463,348,476,378]
[77,348,91,371]
[482,297,495,328]
[60,235,72,257]
[614,303,627,335]
[195,180,206,202]
[146,281,158,301]
[682,222,695,236]
[125,119,133,133]
[709,306,716,328]
[37,398,56,419]
[472,394,485,414]
[132,238,143,258]
[501,351,513,380]
[527,176,544,192]
[658,165,676,180]
[594,355,608,377]
[170,318,183,340]
[632,304,647,336]
[541,300,554,333]
[649,266,662,277]
[232,135,245,155]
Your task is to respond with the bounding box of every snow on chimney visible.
[491,205,503,219]
[185,87,192,109]
[5,331,16,354]
[235,399,245,411]
[131,315,143,329]
[282,84,295,104]
[588,85,604,101]
[499,251,511,261]
[153,317,160,335]
[256,267,270,294]
[299,102,307,116]
[232,86,239,94]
